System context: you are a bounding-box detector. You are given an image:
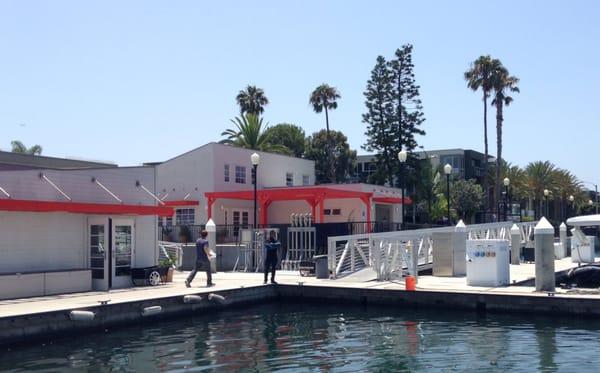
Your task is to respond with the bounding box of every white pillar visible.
[510,224,521,265]
[534,217,555,292]
[559,222,567,259]
[206,218,217,273]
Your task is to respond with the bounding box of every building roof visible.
[0,150,116,170]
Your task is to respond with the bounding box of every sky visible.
[1,1,599,185]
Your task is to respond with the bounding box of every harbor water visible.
[2,302,600,372]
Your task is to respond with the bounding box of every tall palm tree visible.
[464,56,496,216]
[11,140,42,155]
[236,85,269,116]
[309,84,341,183]
[220,114,287,153]
[552,169,583,221]
[525,161,556,219]
[490,64,519,214]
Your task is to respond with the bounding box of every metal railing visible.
[158,241,183,268]
[327,221,537,280]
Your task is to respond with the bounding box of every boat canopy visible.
[566,214,600,226]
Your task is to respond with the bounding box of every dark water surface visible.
[2,302,600,372]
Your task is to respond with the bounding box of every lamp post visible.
[543,189,550,218]
[569,195,575,218]
[251,153,260,229]
[503,177,510,221]
[582,182,599,215]
[589,199,594,213]
[397,149,407,227]
[444,163,452,225]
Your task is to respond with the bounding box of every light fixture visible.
[589,199,593,206]
[397,150,407,163]
[544,189,549,197]
[251,153,260,166]
[444,164,452,175]
[569,195,575,202]
[503,177,510,187]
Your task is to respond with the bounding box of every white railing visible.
[327,221,537,280]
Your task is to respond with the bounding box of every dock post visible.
[534,217,555,292]
[510,224,521,265]
[559,223,567,258]
[206,218,217,273]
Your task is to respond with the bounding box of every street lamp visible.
[444,163,452,225]
[503,177,510,221]
[544,189,550,217]
[589,199,594,213]
[569,195,575,218]
[397,150,408,227]
[251,153,260,229]
[582,181,599,215]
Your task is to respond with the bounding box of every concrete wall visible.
[134,215,158,268]
[0,270,91,300]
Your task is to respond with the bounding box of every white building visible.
[155,143,408,229]
[0,167,170,298]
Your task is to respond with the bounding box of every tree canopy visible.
[11,140,42,155]
[304,129,355,184]
[220,114,286,153]
[266,123,306,158]
[236,85,269,116]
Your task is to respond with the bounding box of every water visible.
[2,302,600,372]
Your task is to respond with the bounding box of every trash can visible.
[313,255,328,279]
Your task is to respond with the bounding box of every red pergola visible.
[205,186,412,225]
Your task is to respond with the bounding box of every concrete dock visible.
[1,258,599,346]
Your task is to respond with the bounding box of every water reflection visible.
[2,303,600,372]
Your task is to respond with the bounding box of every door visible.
[88,217,109,291]
[111,218,135,288]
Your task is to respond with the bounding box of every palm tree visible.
[490,63,519,216]
[236,85,269,116]
[11,140,42,155]
[525,161,556,219]
[552,169,583,221]
[309,84,341,182]
[220,114,287,153]
[465,56,499,217]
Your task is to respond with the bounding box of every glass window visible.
[302,174,310,186]
[324,209,331,215]
[114,225,132,276]
[286,172,294,187]
[235,166,246,184]
[332,208,341,216]
[224,164,230,182]
[176,208,195,225]
[90,225,105,279]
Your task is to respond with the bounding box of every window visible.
[332,208,341,216]
[224,164,230,182]
[176,208,195,225]
[286,172,294,186]
[302,174,310,186]
[324,209,331,215]
[235,166,246,184]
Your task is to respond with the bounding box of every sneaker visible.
[263,280,267,285]
[207,283,215,287]
[185,280,191,288]
[271,280,278,285]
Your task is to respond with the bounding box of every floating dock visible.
[1,259,600,346]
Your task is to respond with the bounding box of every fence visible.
[327,221,537,280]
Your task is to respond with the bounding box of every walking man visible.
[264,230,280,285]
[185,230,215,287]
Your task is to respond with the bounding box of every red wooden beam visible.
[0,199,173,217]
[162,200,200,207]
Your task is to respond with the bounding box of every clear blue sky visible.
[1,1,598,185]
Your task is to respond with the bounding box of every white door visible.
[88,217,109,291]
[111,218,135,288]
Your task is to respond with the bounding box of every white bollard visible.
[69,310,95,321]
[558,223,567,259]
[510,224,521,265]
[534,217,555,292]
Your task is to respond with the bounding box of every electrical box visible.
[571,229,595,263]
[466,239,510,287]
[433,231,466,277]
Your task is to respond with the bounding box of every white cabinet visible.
[466,239,510,287]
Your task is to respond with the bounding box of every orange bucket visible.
[405,275,416,291]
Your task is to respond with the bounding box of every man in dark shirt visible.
[185,230,214,287]
[264,230,280,284]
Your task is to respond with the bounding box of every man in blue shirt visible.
[264,230,280,284]
[185,230,214,287]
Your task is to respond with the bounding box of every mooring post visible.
[559,222,567,259]
[510,224,521,265]
[206,218,217,273]
[534,217,555,292]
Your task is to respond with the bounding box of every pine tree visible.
[362,56,396,186]
[388,44,425,187]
